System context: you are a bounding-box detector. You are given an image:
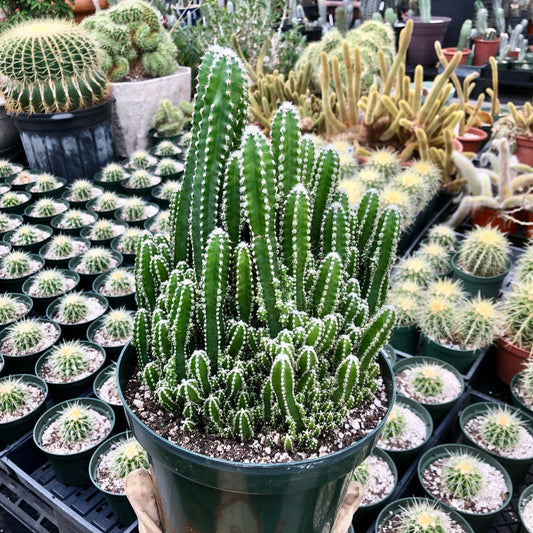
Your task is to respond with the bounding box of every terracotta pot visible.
[452,138,463,152]
[441,47,471,65]
[508,50,519,58]
[456,127,488,154]
[471,205,518,234]
[515,134,533,166]
[67,0,108,23]
[472,36,500,66]
[522,209,533,238]
[495,336,531,385]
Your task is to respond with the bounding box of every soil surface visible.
[359,454,395,506]
[8,227,49,246]
[93,326,130,347]
[0,301,30,326]
[98,374,121,405]
[0,383,44,423]
[43,240,88,260]
[523,497,533,531]
[96,444,126,494]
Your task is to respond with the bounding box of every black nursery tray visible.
[0,433,138,533]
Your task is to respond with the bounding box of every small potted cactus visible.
[393,357,465,424]
[36,340,106,401]
[0,190,32,215]
[5,169,41,190]
[451,226,511,299]
[87,309,134,361]
[460,402,533,487]
[25,198,70,225]
[51,208,98,236]
[511,356,533,417]
[26,173,67,199]
[68,247,123,289]
[94,163,130,193]
[121,169,162,198]
[0,212,23,239]
[392,255,435,287]
[86,192,128,219]
[62,179,103,209]
[387,282,423,354]
[515,243,533,283]
[426,224,458,252]
[40,234,91,268]
[415,241,452,277]
[519,485,533,533]
[149,139,184,160]
[81,220,129,247]
[89,431,149,524]
[93,363,127,430]
[149,99,192,146]
[93,267,136,309]
[123,150,157,171]
[0,250,45,291]
[151,180,181,208]
[0,160,23,180]
[0,317,61,374]
[114,197,159,228]
[46,291,108,340]
[0,293,33,330]
[418,443,512,531]
[22,268,80,314]
[110,228,150,263]
[375,497,474,533]
[3,223,53,253]
[144,210,170,235]
[0,374,48,448]
[151,158,184,181]
[33,398,115,485]
[376,397,433,472]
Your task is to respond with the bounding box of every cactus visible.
[427,278,466,303]
[515,242,533,283]
[34,199,61,218]
[127,170,154,189]
[69,180,94,202]
[152,100,191,137]
[103,268,135,295]
[458,295,498,349]
[387,289,421,327]
[418,295,456,343]
[457,226,510,277]
[393,256,434,286]
[10,225,42,246]
[112,438,149,478]
[8,319,44,353]
[0,295,19,324]
[457,19,473,51]
[352,459,371,485]
[58,403,93,442]
[500,280,533,351]
[88,220,117,241]
[117,228,149,254]
[411,363,445,397]
[0,19,108,114]
[443,454,483,498]
[426,224,457,251]
[60,210,86,230]
[2,251,32,277]
[81,0,177,82]
[366,148,401,179]
[519,357,533,403]
[102,309,134,340]
[56,292,89,323]
[150,211,171,234]
[158,181,181,201]
[102,164,127,183]
[0,214,13,233]
[47,235,75,258]
[398,501,453,533]
[0,377,27,414]
[0,192,25,208]
[154,141,181,158]
[120,198,149,221]
[94,192,121,212]
[48,341,89,379]
[380,186,415,228]
[381,405,407,439]
[416,242,451,275]
[77,247,115,274]
[419,0,431,23]
[155,159,181,177]
[34,174,60,193]
[480,405,522,450]
[31,269,67,297]
[0,161,15,179]
[129,151,155,170]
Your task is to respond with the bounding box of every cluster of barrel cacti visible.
[132,47,400,451]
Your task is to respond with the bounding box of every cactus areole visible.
[117,46,399,531]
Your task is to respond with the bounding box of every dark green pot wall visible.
[117,343,396,533]
[423,337,480,374]
[389,324,418,355]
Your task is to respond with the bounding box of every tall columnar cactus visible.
[0,19,108,114]
[132,46,400,451]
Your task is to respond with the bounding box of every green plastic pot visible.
[459,402,533,488]
[117,343,396,533]
[22,269,80,315]
[80,220,129,248]
[86,194,129,220]
[0,214,23,240]
[0,374,48,448]
[92,268,136,310]
[150,163,185,182]
[39,236,91,268]
[50,210,98,236]
[3,224,53,253]
[375,497,474,533]
[389,324,418,355]
[418,443,513,531]
[89,430,137,525]
[114,202,160,228]
[510,371,533,419]
[87,317,130,362]
[93,169,131,193]
[150,185,174,208]
[382,344,397,367]
[24,198,70,225]
[0,191,32,215]
[46,292,108,340]
[35,341,107,402]
[393,356,465,424]
[0,253,45,292]
[451,253,511,299]
[25,177,67,199]
[93,364,128,433]
[61,185,104,210]
[68,250,123,290]
[0,319,61,374]
[423,336,481,374]
[33,397,115,486]
[519,484,533,533]
[147,128,183,146]
[110,236,135,266]
[376,395,433,473]
[0,293,34,331]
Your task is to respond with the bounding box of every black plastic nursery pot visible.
[92,268,136,310]
[519,484,533,533]
[5,171,41,190]
[87,317,129,361]
[389,324,418,355]
[459,402,533,488]
[21,269,80,315]
[147,128,183,147]
[110,236,137,265]
[0,373,48,448]
[149,143,185,161]
[33,397,115,486]
[375,497,475,533]
[10,99,116,182]
[117,343,396,533]
[3,223,53,253]
[451,253,511,299]
[80,219,129,248]
[24,198,70,225]
[120,178,161,199]
[0,253,45,292]
[39,235,91,268]
[0,293,33,331]
[114,203,160,228]
[35,340,107,402]
[0,354,4,375]
[68,250,123,290]
[25,177,67,199]
[393,356,465,424]
[93,364,128,432]
[417,443,513,531]
[0,191,32,215]
[510,371,533,419]
[88,430,137,525]
[423,336,481,374]
[86,194,129,220]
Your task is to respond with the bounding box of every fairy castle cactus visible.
[132,46,400,451]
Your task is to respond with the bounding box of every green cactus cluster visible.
[152,99,192,137]
[58,402,93,442]
[8,318,44,353]
[443,454,483,499]
[48,341,89,379]
[0,160,15,179]
[155,159,182,177]
[0,19,108,114]
[117,228,149,254]
[121,198,149,221]
[127,170,154,190]
[131,47,400,451]
[102,309,134,341]
[2,251,33,277]
[480,405,522,450]
[411,363,445,397]
[500,280,533,351]
[31,269,67,297]
[81,0,178,82]
[0,295,19,324]
[0,192,25,208]
[34,199,61,218]
[381,405,407,440]
[112,437,149,478]
[94,192,122,212]
[103,268,135,296]
[154,140,181,158]
[457,226,510,278]
[34,174,60,193]
[101,163,128,183]
[69,180,94,202]
[0,377,27,414]
[56,292,89,323]
[77,247,115,274]
[426,224,457,251]
[397,501,453,533]
[60,210,86,230]
[47,235,75,258]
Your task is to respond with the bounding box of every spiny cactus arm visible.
[321,202,347,260]
[493,138,513,201]
[488,57,500,117]
[415,129,430,161]
[464,94,485,133]
[234,243,253,323]
[133,308,151,367]
[313,252,342,318]
[150,254,170,288]
[361,206,401,316]
[382,19,413,96]
[342,291,369,330]
[511,173,533,193]
[227,320,247,357]
[331,56,347,125]
[203,228,231,367]
[320,53,346,136]
[142,361,160,391]
[188,350,211,397]
[234,408,254,439]
[332,355,360,404]
[222,152,242,246]
[298,136,316,189]
[354,189,380,257]
[135,237,156,312]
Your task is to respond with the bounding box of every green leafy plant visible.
[103,268,135,295]
[102,309,134,340]
[112,437,149,478]
[8,318,43,353]
[47,235,75,258]
[58,402,93,442]
[2,251,32,277]
[69,180,94,202]
[411,364,445,397]
[101,163,127,183]
[48,340,88,379]
[0,377,27,413]
[31,269,67,297]
[56,292,89,322]
[480,405,522,450]
[443,454,483,498]
[77,248,114,274]
[381,406,407,439]
[0,295,19,324]
[0,0,72,27]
